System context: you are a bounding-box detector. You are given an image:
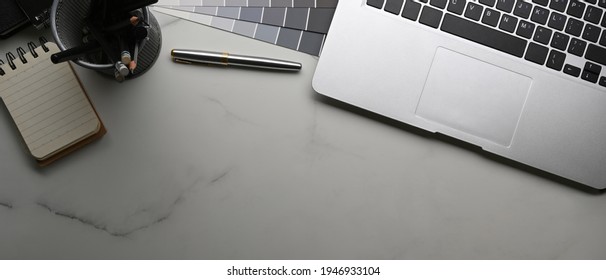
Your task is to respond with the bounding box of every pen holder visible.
[50,0,162,80]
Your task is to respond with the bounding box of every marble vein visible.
[33,169,231,237]
[0,201,13,209]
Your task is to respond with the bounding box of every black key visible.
[585,44,606,66]
[513,1,532,18]
[566,0,586,18]
[496,0,515,12]
[532,0,549,6]
[586,0,597,4]
[600,30,606,46]
[430,0,448,9]
[441,13,527,57]
[385,0,405,14]
[465,2,484,20]
[516,20,536,38]
[482,8,501,27]
[402,0,422,20]
[499,14,518,32]
[564,64,582,76]
[551,32,570,51]
[525,42,549,64]
[447,0,467,14]
[531,6,549,24]
[548,12,567,31]
[599,76,606,87]
[584,61,602,74]
[584,6,603,24]
[367,0,385,8]
[582,24,601,42]
[550,0,568,12]
[479,0,496,6]
[600,0,606,8]
[568,38,587,56]
[419,6,443,28]
[581,70,599,83]
[602,13,606,28]
[565,18,584,36]
[546,49,567,71]
[534,26,553,45]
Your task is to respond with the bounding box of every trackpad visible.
[415,48,532,147]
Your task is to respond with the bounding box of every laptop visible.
[313,0,606,191]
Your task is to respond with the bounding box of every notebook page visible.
[0,43,100,160]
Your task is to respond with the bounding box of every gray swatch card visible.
[156,0,338,8]
[154,6,327,56]
[159,6,335,34]
[154,0,337,56]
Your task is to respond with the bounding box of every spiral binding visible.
[1,37,50,76]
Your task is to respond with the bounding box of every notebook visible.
[0,39,105,166]
[313,0,606,191]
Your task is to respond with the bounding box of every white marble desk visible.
[1,12,605,260]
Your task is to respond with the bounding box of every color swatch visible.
[157,6,334,33]
[156,0,338,8]
[154,6,326,55]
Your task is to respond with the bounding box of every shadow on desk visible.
[314,94,604,195]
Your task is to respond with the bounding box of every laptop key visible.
[441,13,527,57]
[479,0,496,7]
[513,0,532,18]
[532,0,548,6]
[568,38,587,56]
[585,44,606,66]
[581,70,599,83]
[584,6,603,24]
[564,64,581,76]
[582,24,601,42]
[385,0,405,14]
[419,6,443,28]
[516,20,535,38]
[499,14,518,32]
[599,76,606,87]
[402,0,422,20]
[566,0,585,18]
[565,18,584,37]
[367,0,385,9]
[584,61,602,74]
[551,32,570,51]
[496,0,515,12]
[546,49,566,71]
[525,42,549,65]
[534,26,553,45]
[531,6,549,25]
[465,2,484,20]
[482,8,501,27]
[430,0,448,9]
[600,30,606,46]
[447,0,467,15]
[548,12,567,31]
[550,0,568,12]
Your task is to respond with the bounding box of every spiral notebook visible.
[0,39,105,166]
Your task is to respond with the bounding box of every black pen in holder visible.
[50,0,162,81]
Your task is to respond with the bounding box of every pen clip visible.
[174,58,192,64]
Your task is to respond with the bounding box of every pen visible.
[171,49,302,72]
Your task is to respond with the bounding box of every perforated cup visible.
[50,0,161,79]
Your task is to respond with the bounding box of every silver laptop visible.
[313,0,606,191]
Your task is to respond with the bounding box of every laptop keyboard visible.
[367,0,606,87]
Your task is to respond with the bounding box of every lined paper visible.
[0,43,99,160]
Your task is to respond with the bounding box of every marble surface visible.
[1,12,605,260]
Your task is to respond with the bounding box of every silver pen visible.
[171,49,302,71]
